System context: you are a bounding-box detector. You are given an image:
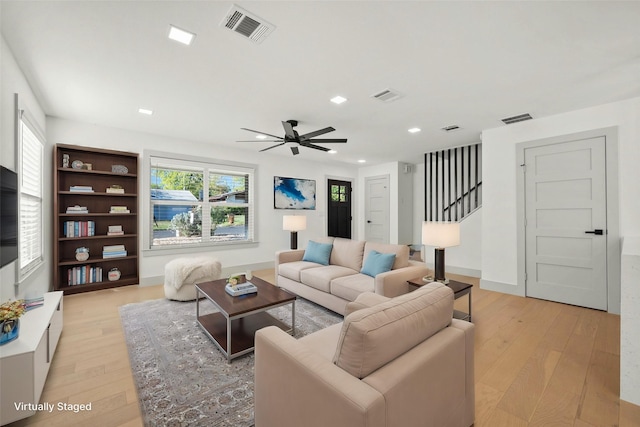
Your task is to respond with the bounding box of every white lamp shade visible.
[422,221,460,248]
[283,215,307,232]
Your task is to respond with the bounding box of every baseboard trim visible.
[139,261,275,288]
[480,278,525,297]
[620,399,640,425]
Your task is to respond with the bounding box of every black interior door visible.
[327,179,352,239]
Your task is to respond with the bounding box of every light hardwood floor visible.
[7,270,640,427]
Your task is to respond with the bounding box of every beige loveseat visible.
[255,282,475,427]
[276,237,429,315]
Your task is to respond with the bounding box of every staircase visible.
[424,143,482,221]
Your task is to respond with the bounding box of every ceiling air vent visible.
[371,88,402,103]
[501,113,533,125]
[441,125,462,133]
[221,5,275,44]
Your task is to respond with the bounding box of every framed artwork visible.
[274,176,316,210]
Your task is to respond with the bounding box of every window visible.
[148,154,255,248]
[18,110,44,279]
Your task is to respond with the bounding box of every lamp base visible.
[422,275,449,284]
[290,231,298,250]
[434,247,447,282]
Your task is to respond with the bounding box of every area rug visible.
[119,296,342,427]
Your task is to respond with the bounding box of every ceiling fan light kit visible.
[238,119,347,155]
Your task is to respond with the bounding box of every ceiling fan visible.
[237,120,347,155]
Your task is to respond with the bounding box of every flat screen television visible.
[1,165,18,268]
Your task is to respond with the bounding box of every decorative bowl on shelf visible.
[111,165,128,174]
[108,268,121,281]
[75,247,89,261]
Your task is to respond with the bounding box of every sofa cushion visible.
[279,261,323,282]
[363,242,410,270]
[360,250,396,277]
[333,282,454,379]
[300,265,358,293]
[302,240,333,265]
[330,238,366,271]
[330,274,375,302]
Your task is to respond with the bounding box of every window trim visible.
[143,150,258,253]
[16,105,45,282]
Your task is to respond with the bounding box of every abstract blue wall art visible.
[274,176,316,210]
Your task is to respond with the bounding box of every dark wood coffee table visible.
[407,277,473,322]
[195,276,296,361]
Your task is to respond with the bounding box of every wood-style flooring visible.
[6,270,640,426]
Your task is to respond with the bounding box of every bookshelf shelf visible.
[53,144,139,294]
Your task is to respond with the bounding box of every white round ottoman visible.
[164,257,222,301]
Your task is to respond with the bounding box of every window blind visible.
[19,113,44,279]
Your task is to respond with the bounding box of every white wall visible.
[481,96,640,405]
[46,117,358,284]
[0,36,50,301]
[621,237,640,406]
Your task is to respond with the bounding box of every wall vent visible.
[221,4,275,44]
[371,88,402,103]
[441,125,462,133]
[501,113,533,125]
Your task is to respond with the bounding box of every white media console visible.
[0,291,63,425]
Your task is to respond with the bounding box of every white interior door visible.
[365,175,389,243]
[524,136,607,310]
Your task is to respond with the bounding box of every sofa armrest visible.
[373,263,430,297]
[275,249,305,272]
[255,326,385,427]
[344,292,390,316]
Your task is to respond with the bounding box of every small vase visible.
[0,318,20,345]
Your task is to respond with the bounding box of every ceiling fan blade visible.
[259,142,286,152]
[291,146,300,155]
[300,143,330,152]
[236,140,282,143]
[306,138,348,143]
[281,121,297,139]
[299,127,335,140]
[241,128,283,140]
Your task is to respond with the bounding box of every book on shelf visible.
[23,296,45,311]
[103,244,127,258]
[109,205,130,213]
[108,225,123,233]
[103,244,125,252]
[65,220,95,237]
[67,266,103,286]
[66,205,89,214]
[69,185,94,192]
[106,187,125,194]
[107,231,124,236]
[102,251,127,258]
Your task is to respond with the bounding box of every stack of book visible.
[23,297,45,311]
[109,205,130,214]
[106,185,125,194]
[67,266,103,286]
[103,244,127,258]
[65,220,95,237]
[107,225,124,236]
[66,205,89,214]
[69,185,94,192]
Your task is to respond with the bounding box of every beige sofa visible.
[276,237,429,315]
[255,282,475,427]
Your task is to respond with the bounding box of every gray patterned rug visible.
[119,296,342,427]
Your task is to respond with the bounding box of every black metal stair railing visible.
[424,143,482,221]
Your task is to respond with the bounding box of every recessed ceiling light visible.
[357,159,366,163]
[168,25,196,45]
[138,108,153,115]
[408,127,421,133]
[330,96,347,105]
[328,150,337,154]
[256,134,267,139]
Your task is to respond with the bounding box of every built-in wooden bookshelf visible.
[53,144,139,294]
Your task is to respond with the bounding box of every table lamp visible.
[422,221,460,284]
[283,215,306,249]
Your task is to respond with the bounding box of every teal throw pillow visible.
[302,240,333,265]
[361,250,396,277]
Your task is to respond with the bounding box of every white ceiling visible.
[2,1,639,166]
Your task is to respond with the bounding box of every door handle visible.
[585,229,604,235]
[367,220,372,223]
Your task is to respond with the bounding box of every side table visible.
[407,277,472,322]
